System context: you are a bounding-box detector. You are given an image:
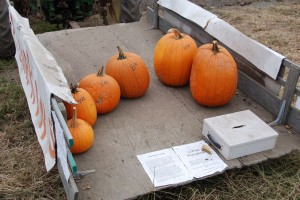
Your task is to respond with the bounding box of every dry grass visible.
[138,151,300,200]
[208,0,300,65]
[0,59,66,199]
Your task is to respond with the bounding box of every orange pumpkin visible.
[64,84,97,126]
[106,46,150,98]
[190,40,238,107]
[79,66,121,114]
[154,28,197,86]
[67,107,94,154]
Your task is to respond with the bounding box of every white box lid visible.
[204,110,278,148]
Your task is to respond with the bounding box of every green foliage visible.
[29,17,62,34]
[0,58,16,71]
[0,78,28,125]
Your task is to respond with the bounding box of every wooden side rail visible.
[51,97,79,200]
[147,6,300,133]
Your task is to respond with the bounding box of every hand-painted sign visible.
[9,6,76,171]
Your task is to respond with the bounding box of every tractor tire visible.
[0,0,15,59]
[119,0,142,23]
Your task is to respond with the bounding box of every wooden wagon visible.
[26,1,300,199]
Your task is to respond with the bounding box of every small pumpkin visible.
[64,84,97,126]
[79,66,121,114]
[190,40,238,107]
[154,28,197,86]
[106,46,150,98]
[67,107,94,154]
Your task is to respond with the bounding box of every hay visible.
[0,62,66,199]
[209,0,300,65]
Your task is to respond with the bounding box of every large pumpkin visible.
[154,28,197,86]
[67,107,94,154]
[79,66,121,114]
[190,41,238,107]
[64,84,97,126]
[106,46,150,98]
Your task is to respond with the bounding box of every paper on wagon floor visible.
[173,141,227,178]
[137,141,227,187]
[137,148,193,187]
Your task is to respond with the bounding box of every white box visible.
[202,110,278,160]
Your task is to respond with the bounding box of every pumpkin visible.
[106,46,150,98]
[67,107,94,154]
[64,84,97,126]
[190,40,238,107]
[154,28,197,86]
[79,66,121,114]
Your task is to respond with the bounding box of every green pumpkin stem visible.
[71,107,77,128]
[117,46,126,60]
[97,66,105,76]
[212,40,219,54]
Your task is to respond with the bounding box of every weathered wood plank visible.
[160,7,285,92]
[281,64,300,123]
[148,7,300,134]
[149,7,286,95]
[67,147,78,175]
[38,17,300,200]
[263,126,300,159]
[51,97,74,147]
[287,107,300,133]
[57,157,79,200]
[238,71,281,117]
[238,153,269,166]
[69,21,80,29]
[52,97,78,175]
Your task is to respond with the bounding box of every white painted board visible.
[296,96,300,110]
[205,18,285,79]
[157,0,285,79]
[157,0,217,28]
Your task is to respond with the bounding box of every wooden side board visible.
[51,97,79,200]
[147,7,300,134]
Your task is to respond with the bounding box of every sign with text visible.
[9,6,76,171]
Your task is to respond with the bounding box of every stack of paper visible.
[137,141,227,187]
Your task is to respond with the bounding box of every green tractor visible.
[0,0,142,58]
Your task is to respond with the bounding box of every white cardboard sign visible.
[9,6,76,171]
[157,0,217,28]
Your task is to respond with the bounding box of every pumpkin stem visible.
[168,28,183,40]
[70,83,79,94]
[71,107,77,128]
[212,40,219,54]
[117,46,126,60]
[97,66,104,76]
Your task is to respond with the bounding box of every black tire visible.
[119,0,142,23]
[0,0,15,59]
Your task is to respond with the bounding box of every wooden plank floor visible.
[37,18,300,200]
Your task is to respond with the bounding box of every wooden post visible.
[153,1,159,29]
[281,60,300,124]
